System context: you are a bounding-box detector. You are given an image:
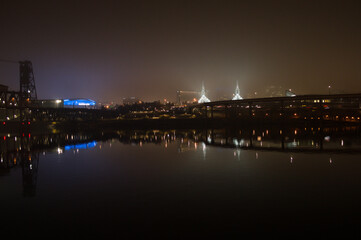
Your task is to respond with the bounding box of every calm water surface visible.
[1,127,361,237]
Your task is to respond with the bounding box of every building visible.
[36,98,96,109]
[63,99,96,108]
[38,99,64,108]
[0,84,8,92]
[176,90,200,105]
[123,97,142,105]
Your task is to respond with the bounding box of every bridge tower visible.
[19,61,37,105]
[232,82,243,100]
[198,83,211,103]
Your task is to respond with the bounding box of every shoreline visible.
[0,118,360,134]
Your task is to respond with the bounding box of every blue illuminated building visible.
[63,99,96,108]
[64,141,97,151]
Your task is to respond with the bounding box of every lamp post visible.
[328,85,331,95]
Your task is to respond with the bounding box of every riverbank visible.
[1,118,360,134]
[54,118,361,132]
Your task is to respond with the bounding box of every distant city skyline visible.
[0,0,360,102]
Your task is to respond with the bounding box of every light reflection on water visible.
[1,126,361,237]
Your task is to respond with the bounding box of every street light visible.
[328,85,331,95]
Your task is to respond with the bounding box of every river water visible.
[1,127,361,237]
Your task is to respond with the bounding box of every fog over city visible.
[1,0,360,102]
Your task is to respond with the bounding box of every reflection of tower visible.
[19,133,39,197]
[233,149,241,161]
[21,152,39,197]
[0,134,40,197]
[19,61,37,105]
[202,142,207,160]
[232,82,243,100]
[198,83,211,103]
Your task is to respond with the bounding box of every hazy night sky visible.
[0,0,360,102]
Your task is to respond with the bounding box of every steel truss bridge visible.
[0,93,117,122]
[192,93,361,123]
[0,60,118,121]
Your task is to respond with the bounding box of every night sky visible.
[0,0,360,102]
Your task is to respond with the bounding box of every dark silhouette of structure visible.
[192,93,361,123]
[19,61,37,105]
[0,60,116,121]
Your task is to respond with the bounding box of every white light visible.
[55,99,62,103]
[232,82,243,100]
[198,83,211,103]
[57,148,63,154]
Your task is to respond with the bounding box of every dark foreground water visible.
[1,127,361,238]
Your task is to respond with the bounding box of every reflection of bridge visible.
[195,127,361,153]
[1,126,361,196]
[0,137,40,196]
[192,93,361,123]
[203,137,361,154]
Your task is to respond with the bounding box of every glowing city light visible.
[232,82,243,100]
[198,83,210,103]
[63,99,96,106]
